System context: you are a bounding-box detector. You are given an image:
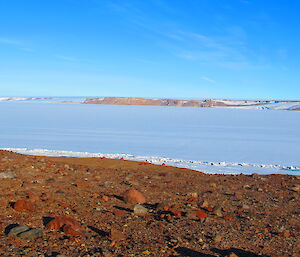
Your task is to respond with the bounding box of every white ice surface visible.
[223,101,300,110]
[0,101,299,175]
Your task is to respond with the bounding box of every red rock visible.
[120,157,125,160]
[161,163,166,166]
[13,199,35,212]
[195,209,208,219]
[63,224,82,236]
[223,216,234,221]
[188,197,197,202]
[110,228,125,241]
[100,156,106,159]
[122,189,146,204]
[113,209,127,216]
[74,181,89,188]
[171,209,182,217]
[46,216,82,235]
[202,206,214,212]
[102,195,109,201]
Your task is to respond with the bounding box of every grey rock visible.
[18,228,42,240]
[213,207,223,217]
[133,204,148,215]
[7,225,30,236]
[0,171,16,179]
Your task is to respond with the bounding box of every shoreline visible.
[2,147,300,176]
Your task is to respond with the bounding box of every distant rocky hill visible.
[82,97,282,108]
[83,97,204,107]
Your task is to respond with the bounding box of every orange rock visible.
[13,199,35,212]
[113,209,127,217]
[46,216,82,235]
[171,209,182,217]
[223,216,234,221]
[123,189,146,204]
[110,228,125,241]
[63,224,82,236]
[102,195,109,202]
[188,197,197,202]
[195,209,208,219]
[74,181,89,188]
[202,206,214,212]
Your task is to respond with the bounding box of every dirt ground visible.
[0,150,299,257]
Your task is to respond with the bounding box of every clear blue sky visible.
[0,0,299,99]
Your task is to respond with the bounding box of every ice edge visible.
[1,147,299,176]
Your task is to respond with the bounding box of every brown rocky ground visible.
[0,150,299,257]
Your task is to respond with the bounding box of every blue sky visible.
[0,0,299,99]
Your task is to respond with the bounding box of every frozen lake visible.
[0,101,299,175]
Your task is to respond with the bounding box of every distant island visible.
[1,96,299,110]
[83,97,300,110]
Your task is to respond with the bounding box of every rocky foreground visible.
[0,150,299,257]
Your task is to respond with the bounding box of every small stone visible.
[188,197,197,202]
[190,192,198,198]
[46,216,83,235]
[63,225,82,236]
[227,253,239,257]
[290,184,300,192]
[110,228,125,241]
[200,200,209,208]
[133,204,148,215]
[13,200,35,212]
[223,216,234,221]
[214,234,222,243]
[102,195,109,201]
[213,207,223,217]
[113,209,127,216]
[186,211,197,219]
[194,209,208,219]
[210,183,217,188]
[242,204,250,209]
[7,225,30,236]
[156,202,170,211]
[123,189,146,204]
[18,228,42,240]
[0,171,15,179]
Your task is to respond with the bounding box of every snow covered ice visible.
[0,101,299,175]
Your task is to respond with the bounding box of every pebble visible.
[242,204,250,209]
[290,184,300,192]
[133,204,148,215]
[7,225,42,240]
[18,228,42,240]
[110,228,125,241]
[194,209,208,219]
[7,225,30,236]
[213,206,223,217]
[123,189,146,204]
[46,216,83,235]
[0,171,15,179]
[13,199,35,212]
